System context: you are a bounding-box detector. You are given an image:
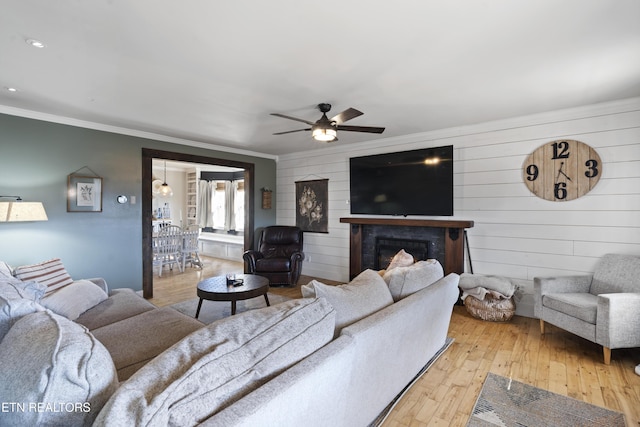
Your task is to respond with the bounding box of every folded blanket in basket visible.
[459,273,516,301]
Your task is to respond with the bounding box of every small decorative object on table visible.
[226,274,244,287]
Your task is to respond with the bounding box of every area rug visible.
[369,337,455,427]
[169,293,291,324]
[467,372,625,426]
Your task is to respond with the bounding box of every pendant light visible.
[158,161,173,198]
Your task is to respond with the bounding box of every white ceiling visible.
[1,1,639,156]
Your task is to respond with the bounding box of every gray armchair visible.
[534,253,640,364]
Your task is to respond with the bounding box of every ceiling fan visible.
[271,103,385,142]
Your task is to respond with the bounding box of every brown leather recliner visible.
[243,226,305,286]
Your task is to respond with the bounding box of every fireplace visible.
[340,217,474,279]
[375,237,430,270]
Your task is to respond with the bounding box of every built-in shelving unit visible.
[185,169,198,227]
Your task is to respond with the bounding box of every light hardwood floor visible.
[151,256,640,426]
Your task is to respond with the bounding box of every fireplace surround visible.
[340,217,474,279]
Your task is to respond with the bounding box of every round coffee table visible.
[195,274,270,318]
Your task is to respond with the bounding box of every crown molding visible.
[0,105,278,161]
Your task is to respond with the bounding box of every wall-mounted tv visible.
[349,145,454,216]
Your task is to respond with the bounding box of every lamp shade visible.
[158,183,173,198]
[312,127,337,142]
[0,202,48,222]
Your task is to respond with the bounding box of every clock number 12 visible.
[552,141,570,159]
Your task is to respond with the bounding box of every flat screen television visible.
[349,145,454,216]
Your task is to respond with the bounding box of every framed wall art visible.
[67,173,103,212]
[295,178,328,233]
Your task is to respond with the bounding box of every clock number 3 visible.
[585,159,599,178]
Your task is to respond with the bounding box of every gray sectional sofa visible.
[0,258,459,426]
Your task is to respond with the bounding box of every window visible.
[208,179,244,232]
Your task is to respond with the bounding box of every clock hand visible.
[556,162,572,182]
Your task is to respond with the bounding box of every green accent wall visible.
[0,113,276,291]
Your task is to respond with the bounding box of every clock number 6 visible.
[585,159,599,178]
[552,141,570,159]
[526,164,538,181]
[554,182,567,200]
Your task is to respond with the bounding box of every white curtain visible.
[197,180,214,228]
[224,181,236,231]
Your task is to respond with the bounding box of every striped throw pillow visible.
[14,259,74,295]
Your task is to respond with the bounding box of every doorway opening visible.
[142,148,255,299]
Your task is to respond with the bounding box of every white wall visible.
[276,97,640,283]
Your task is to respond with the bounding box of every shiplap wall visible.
[276,98,640,283]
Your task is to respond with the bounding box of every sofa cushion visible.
[91,306,203,381]
[75,288,156,330]
[542,293,598,324]
[40,279,108,321]
[0,310,118,427]
[255,257,291,272]
[383,259,444,301]
[94,297,335,427]
[0,279,46,341]
[13,258,74,295]
[302,269,394,334]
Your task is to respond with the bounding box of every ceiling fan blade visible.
[273,128,311,135]
[331,108,363,124]
[337,125,385,134]
[270,113,315,125]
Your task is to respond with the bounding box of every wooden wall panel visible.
[277,98,640,283]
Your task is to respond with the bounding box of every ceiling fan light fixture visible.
[312,127,337,142]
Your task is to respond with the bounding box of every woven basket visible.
[464,294,515,322]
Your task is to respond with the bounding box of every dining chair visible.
[154,225,184,276]
[181,225,203,271]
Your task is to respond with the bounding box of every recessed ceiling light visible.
[5,87,18,92]
[26,38,46,48]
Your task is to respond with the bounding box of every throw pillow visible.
[0,276,46,301]
[94,297,335,427]
[301,269,394,334]
[14,258,74,295]
[0,310,118,427]
[383,259,444,301]
[0,279,46,342]
[0,261,14,278]
[40,279,108,321]
[387,249,415,271]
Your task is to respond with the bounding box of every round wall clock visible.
[523,139,602,201]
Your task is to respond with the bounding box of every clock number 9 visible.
[585,159,599,178]
[526,164,539,181]
[554,182,567,200]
